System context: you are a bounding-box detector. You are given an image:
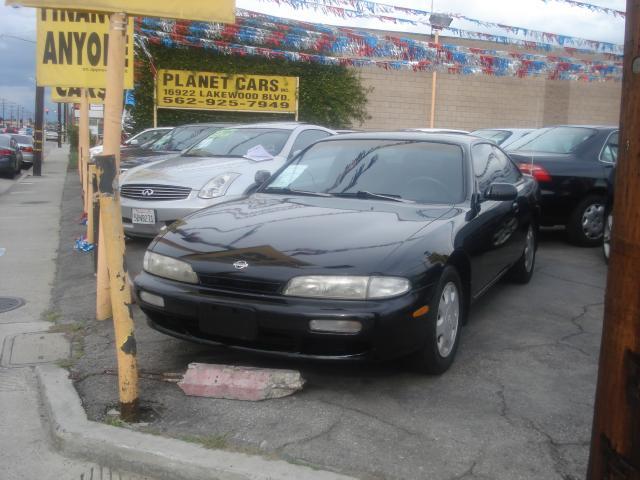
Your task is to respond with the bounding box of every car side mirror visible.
[484,183,517,201]
[255,170,271,185]
[128,138,139,145]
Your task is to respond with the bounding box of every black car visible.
[603,166,616,263]
[507,125,618,246]
[134,133,539,374]
[120,123,235,171]
[0,134,21,178]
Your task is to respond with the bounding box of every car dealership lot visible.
[54,158,604,480]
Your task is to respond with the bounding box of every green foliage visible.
[68,124,79,150]
[130,44,370,131]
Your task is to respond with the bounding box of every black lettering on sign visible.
[185,75,196,87]
[163,72,174,85]
[270,79,279,91]
[43,31,57,64]
[72,32,86,65]
[258,79,269,91]
[86,32,101,66]
[41,9,107,23]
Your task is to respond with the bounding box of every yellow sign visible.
[36,8,134,88]
[6,0,235,23]
[157,69,299,114]
[51,87,106,103]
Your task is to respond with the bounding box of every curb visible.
[36,365,355,480]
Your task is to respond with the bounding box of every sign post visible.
[79,89,90,208]
[33,85,44,176]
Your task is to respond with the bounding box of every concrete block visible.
[178,363,305,401]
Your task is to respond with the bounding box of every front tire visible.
[567,195,606,247]
[508,224,536,284]
[410,266,464,375]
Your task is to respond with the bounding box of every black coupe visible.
[135,133,540,374]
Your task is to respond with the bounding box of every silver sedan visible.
[120,122,335,237]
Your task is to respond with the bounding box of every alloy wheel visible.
[581,203,605,240]
[436,282,460,358]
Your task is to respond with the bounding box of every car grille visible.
[120,184,191,201]
[199,275,283,295]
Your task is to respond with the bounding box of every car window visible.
[186,128,292,158]
[508,126,597,154]
[265,139,465,204]
[472,130,512,145]
[129,129,169,146]
[472,143,520,195]
[0,135,11,148]
[12,135,32,144]
[150,125,211,151]
[600,131,619,164]
[289,130,331,158]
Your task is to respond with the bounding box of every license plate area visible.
[131,208,156,224]
[199,304,258,341]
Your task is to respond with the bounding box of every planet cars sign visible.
[35,8,134,88]
[157,69,299,115]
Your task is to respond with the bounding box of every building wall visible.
[353,33,621,131]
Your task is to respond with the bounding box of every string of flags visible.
[135,10,622,82]
[255,0,623,54]
[541,0,625,18]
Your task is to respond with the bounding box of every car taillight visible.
[518,162,552,182]
[21,146,33,152]
[0,149,12,156]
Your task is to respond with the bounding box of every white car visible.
[120,123,335,237]
[90,127,173,157]
[45,130,59,141]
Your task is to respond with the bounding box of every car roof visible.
[319,131,479,145]
[178,123,237,128]
[550,125,618,130]
[472,128,533,133]
[230,122,313,129]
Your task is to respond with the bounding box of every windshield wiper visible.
[263,187,332,197]
[331,191,414,203]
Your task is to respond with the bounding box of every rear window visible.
[12,135,32,144]
[472,130,512,145]
[0,135,11,147]
[508,127,597,154]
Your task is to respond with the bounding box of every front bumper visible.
[134,271,434,361]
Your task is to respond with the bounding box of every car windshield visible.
[185,128,292,158]
[149,125,213,152]
[0,135,12,147]
[12,135,32,144]
[263,139,465,204]
[472,129,511,145]
[127,129,170,146]
[506,126,597,153]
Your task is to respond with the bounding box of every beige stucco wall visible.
[352,33,622,131]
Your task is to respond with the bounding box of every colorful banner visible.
[156,69,298,113]
[255,0,623,54]
[36,8,134,88]
[541,0,625,18]
[51,87,106,103]
[7,0,236,23]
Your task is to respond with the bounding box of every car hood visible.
[151,194,458,281]
[122,155,276,189]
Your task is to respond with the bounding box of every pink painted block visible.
[178,363,305,401]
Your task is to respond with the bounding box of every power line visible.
[0,34,36,44]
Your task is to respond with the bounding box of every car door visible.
[467,143,528,295]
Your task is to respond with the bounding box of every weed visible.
[180,434,229,450]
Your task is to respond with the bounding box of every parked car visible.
[45,130,59,141]
[134,132,539,374]
[405,128,469,135]
[119,123,234,171]
[120,122,335,237]
[507,125,617,246]
[90,126,173,158]
[0,134,21,178]
[9,134,34,168]
[471,128,534,148]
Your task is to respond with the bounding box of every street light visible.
[428,13,453,128]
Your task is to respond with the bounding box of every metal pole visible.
[57,103,62,148]
[429,30,439,129]
[33,86,44,176]
[153,74,158,128]
[100,12,139,421]
[587,0,640,477]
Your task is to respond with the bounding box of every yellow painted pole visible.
[86,165,96,244]
[99,11,138,421]
[96,218,112,321]
[429,30,439,129]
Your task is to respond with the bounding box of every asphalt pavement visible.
[49,164,607,480]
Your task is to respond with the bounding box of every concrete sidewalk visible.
[0,145,150,480]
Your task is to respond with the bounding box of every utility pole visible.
[587,0,640,478]
[33,86,44,176]
[57,103,62,148]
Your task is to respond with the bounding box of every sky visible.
[0,0,626,124]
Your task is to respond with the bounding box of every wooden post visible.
[96,218,112,321]
[32,86,44,177]
[86,165,96,244]
[429,30,439,129]
[99,12,139,421]
[587,0,640,478]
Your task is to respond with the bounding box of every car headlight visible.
[283,276,410,300]
[143,251,198,284]
[198,173,240,199]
